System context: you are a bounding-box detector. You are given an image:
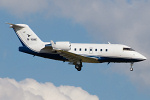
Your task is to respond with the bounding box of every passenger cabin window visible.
[74,48,76,51]
[95,49,97,51]
[85,48,87,51]
[106,49,108,52]
[79,48,82,51]
[100,49,102,51]
[123,48,135,51]
[90,49,92,51]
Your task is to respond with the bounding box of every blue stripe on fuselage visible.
[86,56,143,63]
[98,57,142,62]
[19,46,67,61]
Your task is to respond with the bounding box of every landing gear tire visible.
[75,65,82,71]
[130,67,133,71]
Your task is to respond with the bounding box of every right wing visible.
[55,50,100,64]
[41,40,100,64]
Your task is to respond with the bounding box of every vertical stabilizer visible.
[8,23,44,52]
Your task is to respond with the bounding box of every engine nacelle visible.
[53,41,71,51]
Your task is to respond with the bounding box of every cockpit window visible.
[123,47,135,51]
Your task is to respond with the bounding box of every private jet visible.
[8,23,147,71]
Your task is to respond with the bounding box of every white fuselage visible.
[42,42,146,63]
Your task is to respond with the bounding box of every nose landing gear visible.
[130,63,133,71]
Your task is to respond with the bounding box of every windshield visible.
[123,47,135,51]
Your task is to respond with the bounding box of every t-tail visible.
[8,23,45,52]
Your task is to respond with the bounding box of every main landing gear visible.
[75,65,82,71]
[75,61,82,71]
[130,63,134,71]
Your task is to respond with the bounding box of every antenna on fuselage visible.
[108,42,111,44]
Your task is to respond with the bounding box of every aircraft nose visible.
[133,52,147,61]
[138,53,147,61]
[141,55,147,61]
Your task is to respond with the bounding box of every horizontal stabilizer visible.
[6,23,25,28]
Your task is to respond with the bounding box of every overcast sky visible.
[0,0,150,100]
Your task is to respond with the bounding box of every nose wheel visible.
[130,63,133,71]
[130,67,133,71]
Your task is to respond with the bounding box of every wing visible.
[55,50,100,64]
[41,41,100,64]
